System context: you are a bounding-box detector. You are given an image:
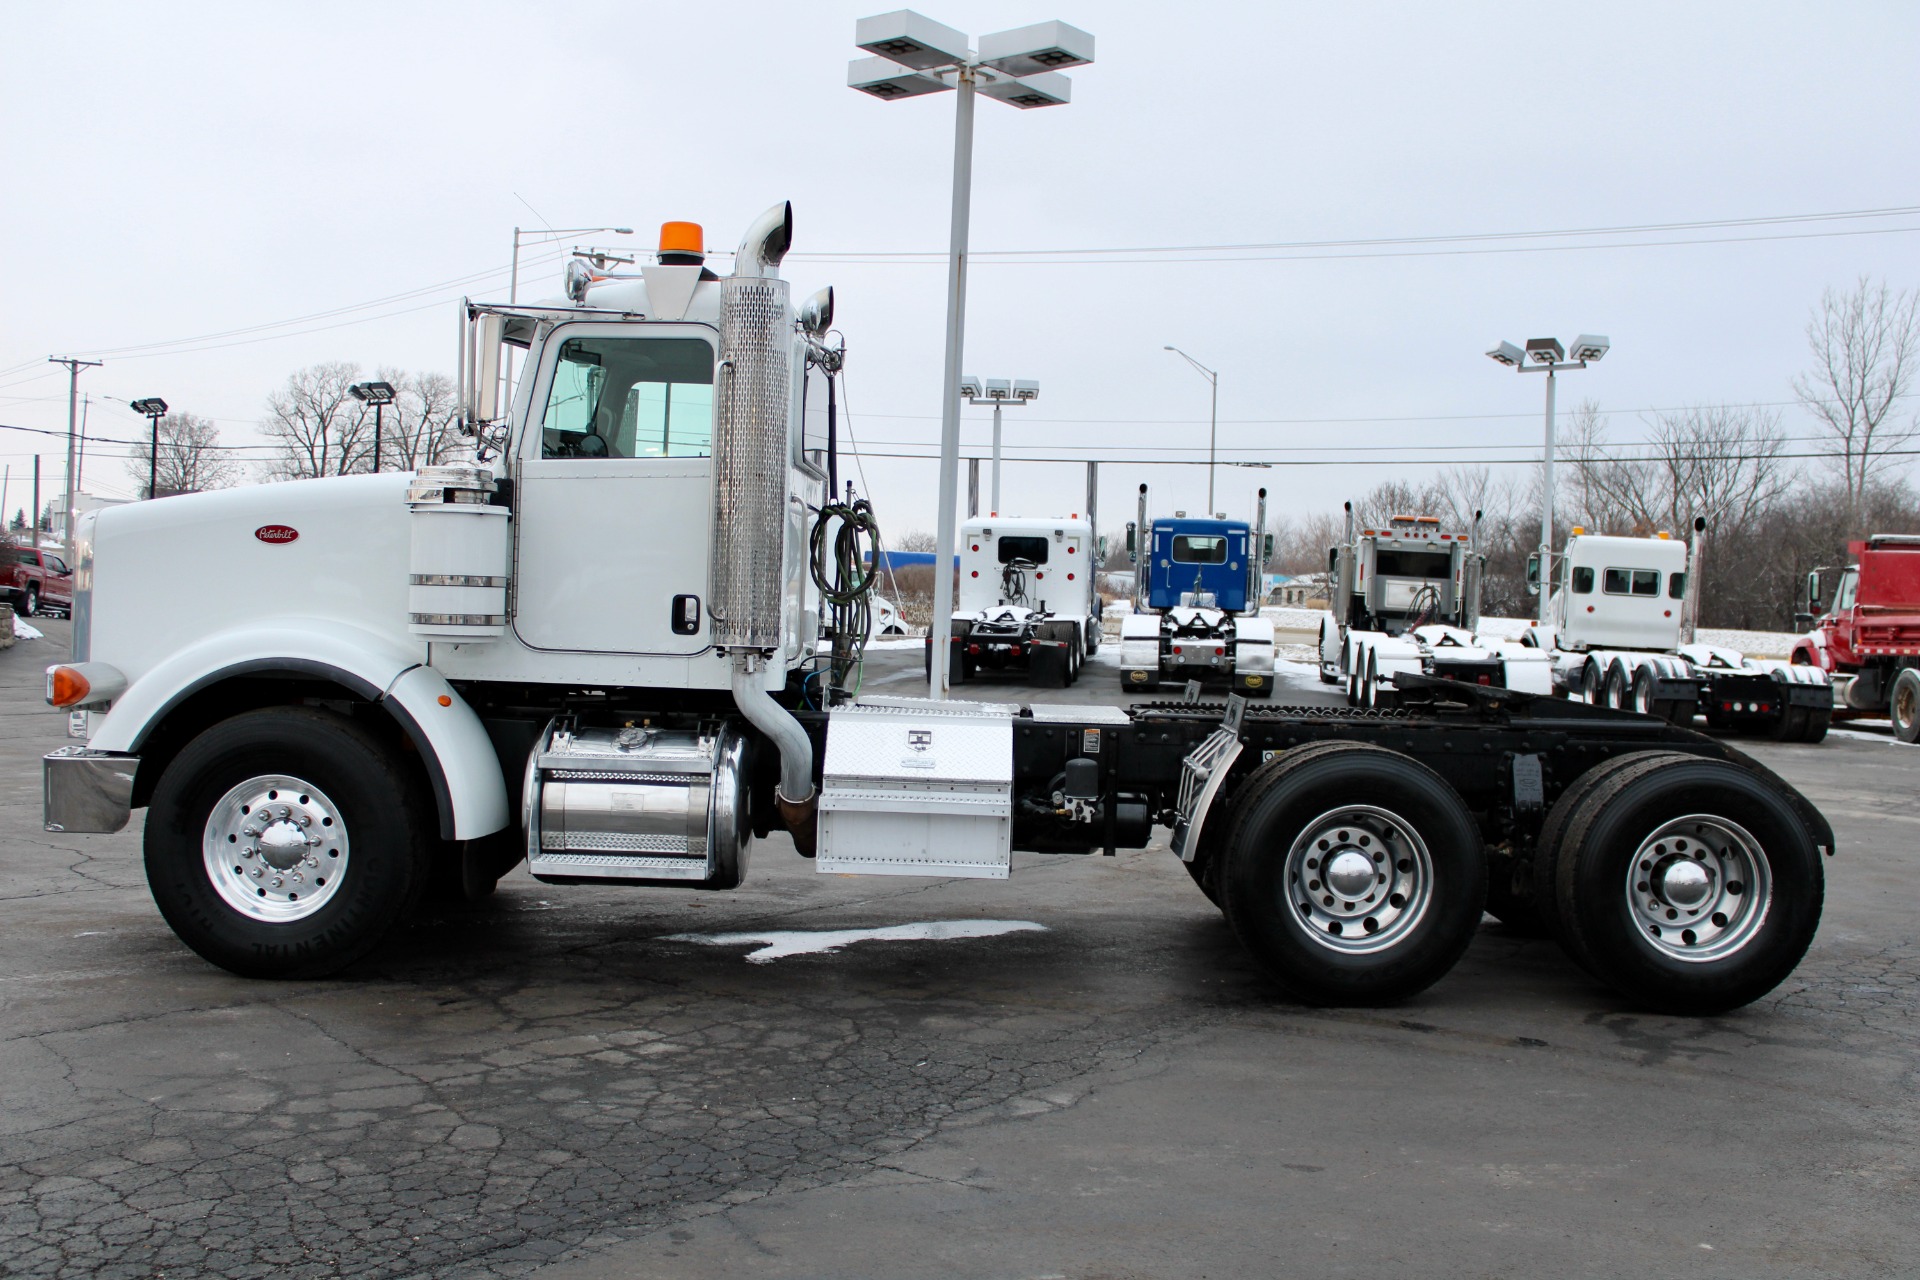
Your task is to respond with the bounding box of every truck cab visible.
[936,514,1099,687]
[1791,535,1920,737]
[1545,531,1689,653]
[1143,517,1250,613]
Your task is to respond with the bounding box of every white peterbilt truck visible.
[40,205,1835,1014]
[927,511,1101,688]
[1526,522,1831,743]
[1319,507,1551,706]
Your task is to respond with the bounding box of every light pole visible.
[1164,345,1219,515]
[48,356,101,565]
[1487,333,1610,625]
[349,381,397,472]
[130,397,168,499]
[959,375,1038,514]
[850,11,1095,700]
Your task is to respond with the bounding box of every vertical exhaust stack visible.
[1251,487,1268,606]
[1680,516,1707,645]
[713,201,817,853]
[1134,484,1149,614]
[1465,508,1485,632]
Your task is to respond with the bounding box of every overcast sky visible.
[3,1,1917,538]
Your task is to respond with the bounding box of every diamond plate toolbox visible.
[816,701,1014,879]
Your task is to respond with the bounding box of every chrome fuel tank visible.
[524,722,750,888]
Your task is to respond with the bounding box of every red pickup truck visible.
[1,543,73,618]
[1791,534,1920,741]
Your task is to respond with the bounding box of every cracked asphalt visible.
[3,628,1915,1278]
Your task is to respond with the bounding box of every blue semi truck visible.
[1119,484,1277,696]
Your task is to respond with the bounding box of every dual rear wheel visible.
[1197,744,1823,1014]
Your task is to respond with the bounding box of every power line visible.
[795,204,1920,260]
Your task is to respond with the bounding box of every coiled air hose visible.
[809,495,882,705]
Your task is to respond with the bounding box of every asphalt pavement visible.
[1,627,1915,1279]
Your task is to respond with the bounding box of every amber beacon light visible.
[658,221,705,264]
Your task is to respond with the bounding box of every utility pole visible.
[32,455,40,542]
[49,357,102,566]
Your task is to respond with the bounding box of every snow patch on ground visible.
[10,613,43,640]
[663,919,1048,963]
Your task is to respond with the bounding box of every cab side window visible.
[541,336,714,459]
[1571,567,1595,594]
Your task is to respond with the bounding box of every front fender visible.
[88,619,508,840]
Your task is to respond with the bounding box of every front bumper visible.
[44,747,138,833]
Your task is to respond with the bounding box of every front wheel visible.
[144,706,435,979]
[1550,754,1823,1015]
[1218,742,1486,1005]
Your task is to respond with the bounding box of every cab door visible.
[511,323,717,656]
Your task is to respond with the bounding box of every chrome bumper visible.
[44,747,139,834]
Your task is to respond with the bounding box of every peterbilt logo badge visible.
[907,730,933,752]
[254,525,299,544]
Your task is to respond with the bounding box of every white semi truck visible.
[39,206,1836,1015]
[1319,507,1551,706]
[928,511,1101,688]
[1528,522,1832,742]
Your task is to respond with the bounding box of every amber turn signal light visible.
[47,666,91,708]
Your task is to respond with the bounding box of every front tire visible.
[1551,754,1823,1015]
[144,706,435,979]
[1218,742,1486,1005]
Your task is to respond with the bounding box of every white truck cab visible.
[1533,526,1830,740]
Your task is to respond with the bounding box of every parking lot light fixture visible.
[349,381,398,474]
[849,10,1096,699]
[963,375,1039,515]
[130,398,168,499]
[1486,332,1609,627]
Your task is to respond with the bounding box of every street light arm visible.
[1163,344,1217,383]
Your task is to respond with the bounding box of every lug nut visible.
[241,848,256,859]
[250,867,263,879]
[270,877,283,889]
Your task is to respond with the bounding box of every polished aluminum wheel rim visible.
[1625,814,1771,962]
[1633,672,1655,714]
[203,774,349,923]
[1284,805,1433,954]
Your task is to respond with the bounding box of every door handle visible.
[671,594,701,635]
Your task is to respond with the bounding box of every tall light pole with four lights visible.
[1486,332,1609,625]
[848,10,1096,698]
[959,375,1038,515]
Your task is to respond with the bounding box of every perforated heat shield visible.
[711,275,792,651]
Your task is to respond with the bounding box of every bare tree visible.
[125,412,240,497]
[378,369,462,470]
[261,363,372,480]
[1792,276,1920,525]
[1564,403,1787,537]
[893,529,939,553]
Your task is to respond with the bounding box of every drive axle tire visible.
[144,706,436,979]
[1528,751,1694,944]
[22,584,38,617]
[1551,754,1823,1015]
[1891,669,1920,744]
[1218,742,1485,1006]
[1800,704,1831,744]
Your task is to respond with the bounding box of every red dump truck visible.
[1791,534,1920,741]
